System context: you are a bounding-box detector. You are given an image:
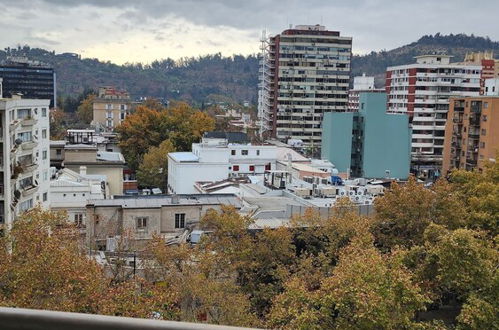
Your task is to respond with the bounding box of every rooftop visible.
[169,152,199,162]
[88,194,242,209]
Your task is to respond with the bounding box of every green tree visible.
[137,139,175,189]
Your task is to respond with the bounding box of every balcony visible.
[9,120,20,131]
[0,307,247,330]
[21,163,38,173]
[21,117,38,127]
[21,140,38,150]
[21,184,38,197]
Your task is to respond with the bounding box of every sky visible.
[2,0,499,65]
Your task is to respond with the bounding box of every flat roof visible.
[169,152,199,162]
[88,194,242,209]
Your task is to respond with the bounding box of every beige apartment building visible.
[443,96,499,174]
[92,87,132,132]
[86,194,242,250]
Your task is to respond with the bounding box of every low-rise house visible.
[167,134,277,194]
[50,167,108,227]
[86,194,242,250]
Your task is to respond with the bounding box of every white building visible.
[353,73,375,90]
[168,137,277,194]
[386,55,481,176]
[348,74,385,112]
[258,24,352,151]
[485,78,499,96]
[50,167,108,227]
[0,95,51,231]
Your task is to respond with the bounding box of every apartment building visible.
[442,96,499,174]
[386,55,481,178]
[258,24,352,152]
[348,74,384,112]
[461,51,499,94]
[92,87,132,132]
[0,57,56,108]
[0,95,51,231]
[86,194,242,250]
[322,93,411,179]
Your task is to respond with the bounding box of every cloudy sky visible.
[2,0,499,64]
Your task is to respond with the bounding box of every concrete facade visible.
[386,55,481,177]
[0,96,51,231]
[258,24,352,151]
[86,194,242,250]
[443,96,499,174]
[322,93,411,179]
[92,87,132,132]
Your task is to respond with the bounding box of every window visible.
[249,165,255,172]
[56,149,62,155]
[42,192,47,201]
[120,112,125,120]
[42,150,47,160]
[265,163,271,171]
[43,171,48,181]
[231,150,236,156]
[120,104,127,110]
[107,120,113,127]
[17,131,32,142]
[74,213,83,227]
[136,217,148,230]
[481,129,487,136]
[175,213,186,228]
[17,108,31,119]
[241,150,248,155]
[232,165,239,171]
[20,199,33,212]
[256,150,260,156]
[480,142,485,149]
[106,104,112,110]
[42,129,47,139]
[42,108,47,117]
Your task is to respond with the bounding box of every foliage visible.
[76,93,96,124]
[269,238,429,329]
[373,176,466,250]
[137,139,175,189]
[116,101,214,171]
[0,46,259,105]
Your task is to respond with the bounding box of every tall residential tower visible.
[258,25,352,154]
[385,55,481,177]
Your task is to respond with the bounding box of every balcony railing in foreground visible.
[0,307,254,330]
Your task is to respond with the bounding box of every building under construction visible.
[258,25,352,154]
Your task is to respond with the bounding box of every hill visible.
[0,47,259,106]
[1,34,498,105]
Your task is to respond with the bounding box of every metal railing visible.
[0,307,253,330]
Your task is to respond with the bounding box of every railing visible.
[0,307,252,330]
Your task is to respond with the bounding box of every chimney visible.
[79,166,87,175]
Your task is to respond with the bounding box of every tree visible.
[372,176,466,250]
[137,139,175,189]
[116,102,214,171]
[76,93,96,124]
[269,238,429,329]
[448,157,499,235]
[0,208,105,313]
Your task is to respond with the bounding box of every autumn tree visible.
[0,208,105,313]
[76,93,96,124]
[269,237,429,329]
[137,139,175,189]
[116,101,214,171]
[372,176,466,250]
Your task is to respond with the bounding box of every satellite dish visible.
[15,139,22,146]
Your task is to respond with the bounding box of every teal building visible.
[321,92,411,179]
